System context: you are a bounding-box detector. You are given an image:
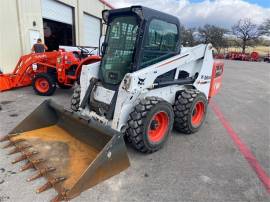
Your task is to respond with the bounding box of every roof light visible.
[102,10,110,24]
[131,7,143,19]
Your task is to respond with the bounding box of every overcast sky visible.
[107,0,270,28]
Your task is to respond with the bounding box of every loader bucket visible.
[0,74,14,91]
[0,100,130,201]
[0,73,32,92]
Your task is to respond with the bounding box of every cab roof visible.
[102,5,180,27]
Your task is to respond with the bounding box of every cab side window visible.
[141,19,178,68]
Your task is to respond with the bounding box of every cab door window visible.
[141,19,178,67]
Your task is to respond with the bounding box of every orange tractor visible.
[0,47,100,95]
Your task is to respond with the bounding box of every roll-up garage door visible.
[42,0,73,25]
[83,14,101,48]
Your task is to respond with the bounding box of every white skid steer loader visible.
[72,6,224,152]
[1,6,223,202]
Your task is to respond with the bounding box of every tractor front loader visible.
[0,52,58,91]
[0,48,100,96]
[1,6,224,202]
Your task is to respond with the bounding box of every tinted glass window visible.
[101,16,138,85]
[142,19,178,67]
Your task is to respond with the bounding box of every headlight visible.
[131,6,143,19]
[102,10,110,24]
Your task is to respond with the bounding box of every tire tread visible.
[173,89,205,134]
[126,97,170,153]
[71,85,81,112]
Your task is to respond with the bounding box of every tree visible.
[259,19,270,36]
[180,25,196,46]
[232,18,260,53]
[198,24,228,53]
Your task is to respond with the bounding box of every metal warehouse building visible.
[0,0,112,73]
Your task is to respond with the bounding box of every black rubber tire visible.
[173,89,208,134]
[71,85,81,112]
[58,83,73,89]
[32,73,56,96]
[126,97,174,153]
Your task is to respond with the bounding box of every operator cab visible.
[83,6,181,120]
[100,6,181,86]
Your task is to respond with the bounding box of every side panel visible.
[112,44,214,131]
[208,61,224,99]
[81,44,214,132]
[193,46,214,97]
[125,44,208,92]
[80,62,101,105]
[112,85,185,131]
[111,86,140,130]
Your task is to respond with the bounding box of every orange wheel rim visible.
[35,78,49,93]
[192,101,205,126]
[148,111,169,143]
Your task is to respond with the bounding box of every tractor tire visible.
[173,89,207,134]
[32,73,56,96]
[126,97,174,153]
[71,85,81,112]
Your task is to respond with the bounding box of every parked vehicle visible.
[0,47,100,95]
[263,53,270,63]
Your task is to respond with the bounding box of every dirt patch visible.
[6,171,16,175]
[0,101,14,105]
[0,195,10,202]
[9,114,18,117]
